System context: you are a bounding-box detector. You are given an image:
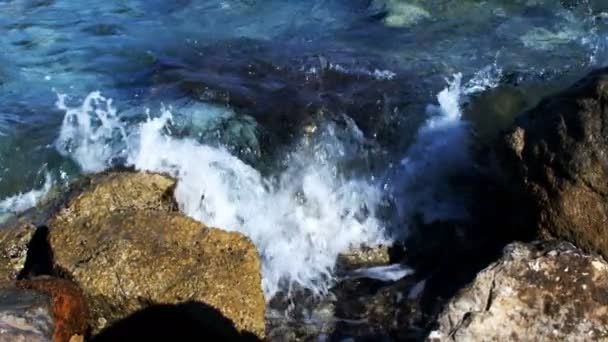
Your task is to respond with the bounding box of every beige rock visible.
[47,172,266,338]
[337,245,391,270]
[429,242,608,341]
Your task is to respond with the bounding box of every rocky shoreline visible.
[2,68,608,341]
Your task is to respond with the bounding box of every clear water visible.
[1,0,607,298]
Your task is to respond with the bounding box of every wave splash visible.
[53,97,388,298]
[0,173,53,222]
[388,65,501,229]
[0,66,500,299]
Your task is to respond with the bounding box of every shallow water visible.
[1,0,608,304]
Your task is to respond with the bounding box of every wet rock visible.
[337,245,391,270]
[331,275,427,341]
[429,241,608,341]
[46,172,265,338]
[501,68,608,259]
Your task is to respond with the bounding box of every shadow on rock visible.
[91,301,261,342]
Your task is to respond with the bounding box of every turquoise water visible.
[1,0,608,299]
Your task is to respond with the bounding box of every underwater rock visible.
[45,172,265,338]
[429,241,608,341]
[374,0,431,28]
[501,68,608,259]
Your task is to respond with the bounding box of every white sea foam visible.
[0,173,52,220]
[55,98,387,298]
[55,91,127,173]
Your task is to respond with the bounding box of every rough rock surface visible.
[18,278,89,342]
[337,245,391,270]
[501,68,608,258]
[46,172,265,338]
[429,241,608,341]
[0,222,36,283]
[0,286,54,342]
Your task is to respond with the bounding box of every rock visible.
[46,172,265,338]
[0,222,36,282]
[372,1,430,28]
[18,278,89,342]
[501,68,608,258]
[51,171,177,220]
[0,286,54,341]
[337,245,391,270]
[429,241,608,341]
[0,278,87,342]
[90,302,260,341]
[332,275,428,341]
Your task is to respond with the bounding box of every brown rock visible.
[428,241,608,341]
[50,171,177,223]
[501,68,608,258]
[47,172,265,338]
[337,245,391,270]
[18,278,89,342]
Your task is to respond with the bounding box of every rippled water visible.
[1,0,608,302]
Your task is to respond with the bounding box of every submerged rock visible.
[429,241,608,341]
[501,68,608,259]
[43,172,266,338]
[374,1,431,28]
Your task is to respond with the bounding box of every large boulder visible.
[428,241,608,341]
[501,68,608,258]
[45,172,265,338]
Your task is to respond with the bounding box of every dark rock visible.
[91,302,259,342]
[501,68,608,258]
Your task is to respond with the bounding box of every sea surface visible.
[1,0,607,323]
